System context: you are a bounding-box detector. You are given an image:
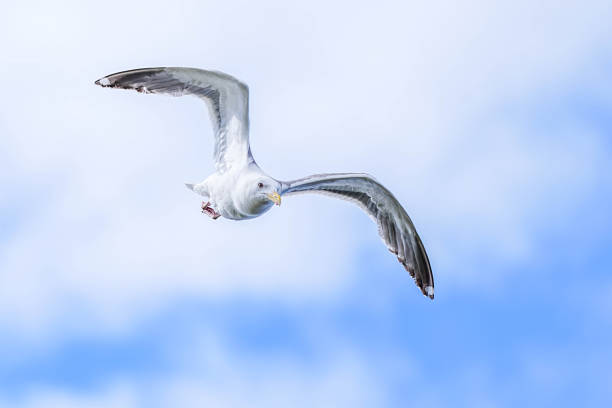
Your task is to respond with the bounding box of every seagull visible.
[95,67,434,299]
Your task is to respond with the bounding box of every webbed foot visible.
[201,201,221,220]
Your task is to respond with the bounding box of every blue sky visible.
[1,1,611,406]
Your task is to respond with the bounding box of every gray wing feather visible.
[95,67,251,172]
[281,173,434,299]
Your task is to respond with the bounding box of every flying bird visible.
[95,67,434,299]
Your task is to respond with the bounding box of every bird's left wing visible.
[281,173,434,299]
[95,67,251,173]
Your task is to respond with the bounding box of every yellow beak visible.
[267,192,281,206]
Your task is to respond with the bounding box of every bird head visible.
[253,176,282,206]
[235,170,282,217]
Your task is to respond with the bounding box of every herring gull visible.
[95,67,434,299]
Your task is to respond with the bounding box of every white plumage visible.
[95,67,434,299]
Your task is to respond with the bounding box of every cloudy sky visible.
[1,0,611,406]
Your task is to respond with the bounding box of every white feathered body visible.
[199,166,275,220]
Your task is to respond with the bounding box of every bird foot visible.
[201,201,221,219]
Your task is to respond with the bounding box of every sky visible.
[1,0,611,406]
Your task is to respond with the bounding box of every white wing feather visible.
[281,173,434,299]
[95,67,252,172]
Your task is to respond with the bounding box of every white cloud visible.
[0,384,137,408]
[0,331,389,408]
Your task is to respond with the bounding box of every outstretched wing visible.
[281,173,434,299]
[95,67,251,172]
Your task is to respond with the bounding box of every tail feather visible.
[185,182,209,200]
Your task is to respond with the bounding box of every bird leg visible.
[201,201,221,219]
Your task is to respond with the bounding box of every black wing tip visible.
[94,68,167,88]
[402,261,434,300]
[417,279,435,300]
[94,77,111,87]
[416,274,434,299]
[423,285,435,300]
[414,234,434,300]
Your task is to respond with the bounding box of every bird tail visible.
[185,182,209,200]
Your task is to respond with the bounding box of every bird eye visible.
[257,182,264,188]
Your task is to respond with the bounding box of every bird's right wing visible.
[95,67,252,173]
[281,173,434,299]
